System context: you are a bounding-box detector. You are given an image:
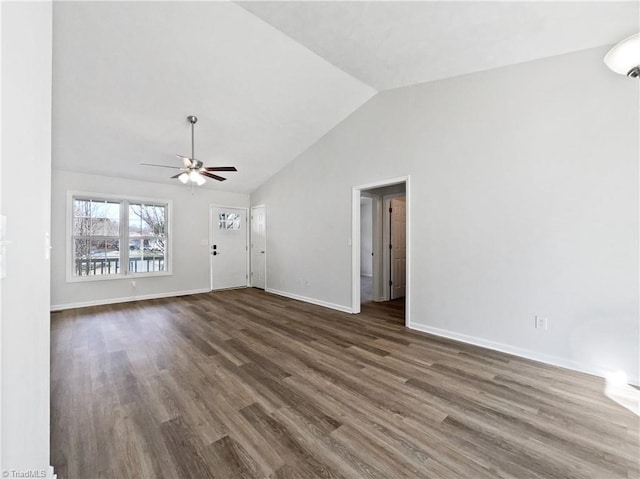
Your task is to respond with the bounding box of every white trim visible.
[351,187,360,312]
[409,321,640,386]
[50,288,210,312]
[65,271,173,283]
[351,176,411,327]
[266,288,352,314]
[48,465,57,479]
[353,176,411,192]
[209,204,250,291]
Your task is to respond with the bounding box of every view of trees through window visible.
[72,197,168,277]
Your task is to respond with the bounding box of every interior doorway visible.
[352,177,410,327]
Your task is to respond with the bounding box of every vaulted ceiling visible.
[52,1,638,193]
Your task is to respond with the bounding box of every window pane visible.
[218,212,240,230]
[90,217,106,236]
[105,218,120,236]
[147,254,165,273]
[90,239,106,260]
[141,218,154,236]
[88,239,120,276]
[73,216,91,235]
[129,206,142,237]
[73,239,89,276]
[90,200,106,218]
[130,203,165,236]
[74,199,90,218]
[129,239,142,273]
[105,201,120,219]
[151,206,166,235]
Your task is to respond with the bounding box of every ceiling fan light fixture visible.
[604,33,640,77]
[141,115,237,185]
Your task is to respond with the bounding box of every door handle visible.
[211,251,220,256]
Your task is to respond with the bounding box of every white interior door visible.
[251,205,266,289]
[390,197,406,299]
[210,206,248,290]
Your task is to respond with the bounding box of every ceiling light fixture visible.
[140,115,238,185]
[604,33,640,78]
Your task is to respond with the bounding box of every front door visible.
[210,206,248,290]
[250,205,266,289]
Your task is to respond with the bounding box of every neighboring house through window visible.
[68,193,171,281]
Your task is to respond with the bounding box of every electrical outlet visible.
[535,316,548,330]
[131,280,136,288]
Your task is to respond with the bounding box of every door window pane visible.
[218,212,241,230]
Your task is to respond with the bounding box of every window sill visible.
[66,271,173,283]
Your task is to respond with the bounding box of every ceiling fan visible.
[141,115,237,186]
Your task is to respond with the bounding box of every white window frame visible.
[66,191,173,283]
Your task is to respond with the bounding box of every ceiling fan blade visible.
[204,166,237,172]
[141,163,183,170]
[170,173,184,179]
[176,154,194,168]
[200,171,226,181]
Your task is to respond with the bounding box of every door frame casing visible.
[250,204,267,290]
[209,204,250,291]
[351,176,411,327]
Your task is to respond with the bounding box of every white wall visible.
[1,1,53,474]
[251,47,640,383]
[360,198,372,276]
[51,170,249,309]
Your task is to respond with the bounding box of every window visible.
[69,194,170,281]
[218,212,241,230]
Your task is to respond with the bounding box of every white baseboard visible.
[265,288,352,314]
[360,273,373,277]
[409,321,640,386]
[49,465,57,479]
[50,288,210,312]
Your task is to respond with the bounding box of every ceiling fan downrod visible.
[187,115,198,160]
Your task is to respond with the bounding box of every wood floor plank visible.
[199,435,261,479]
[51,288,640,478]
[159,416,215,479]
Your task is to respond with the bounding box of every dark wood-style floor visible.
[51,288,639,479]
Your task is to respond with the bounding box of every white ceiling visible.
[238,1,639,91]
[53,1,638,193]
[52,2,375,193]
